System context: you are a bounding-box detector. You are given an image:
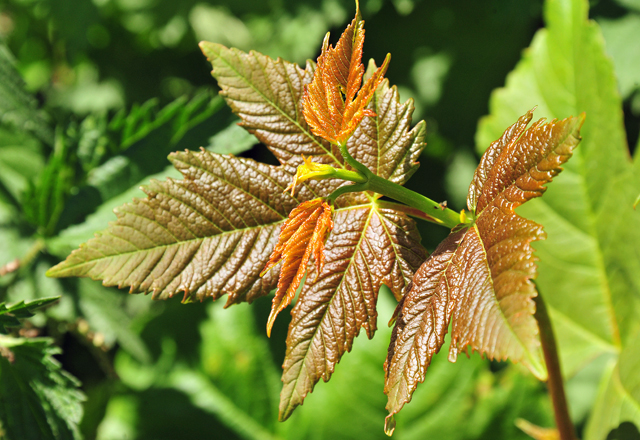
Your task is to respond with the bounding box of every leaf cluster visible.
[1,0,640,437]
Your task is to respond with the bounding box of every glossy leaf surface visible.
[302,9,390,145]
[51,9,428,422]
[384,111,583,425]
[476,0,640,435]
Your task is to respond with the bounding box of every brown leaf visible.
[199,42,342,166]
[279,205,426,421]
[47,150,335,305]
[262,199,333,336]
[301,8,390,145]
[347,71,425,186]
[384,110,584,424]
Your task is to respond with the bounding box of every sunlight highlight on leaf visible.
[261,199,333,337]
[302,4,390,145]
[384,110,584,425]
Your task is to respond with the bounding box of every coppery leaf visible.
[301,7,390,145]
[199,41,341,166]
[262,199,333,336]
[384,110,584,426]
[279,204,426,421]
[47,150,335,306]
[347,72,425,186]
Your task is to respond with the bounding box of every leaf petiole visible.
[331,142,469,229]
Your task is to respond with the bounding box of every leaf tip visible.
[384,414,396,436]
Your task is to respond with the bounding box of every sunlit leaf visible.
[199,41,341,166]
[583,336,640,440]
[280,204,426,420]
[384,111,583,427]
[262,198,333,336]
[476,1,640,433]
[54,8,429,424]
[301,6,390,145]
[47,150,330,305]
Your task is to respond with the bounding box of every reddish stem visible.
[534,294,577,440]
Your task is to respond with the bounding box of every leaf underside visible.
[384,110,584,422]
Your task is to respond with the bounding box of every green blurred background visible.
[1,0,639,438]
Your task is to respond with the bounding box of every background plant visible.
[1,0,639,439]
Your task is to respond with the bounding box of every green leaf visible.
[598,13,640,99]
[476,0,640,432]
[0,128,45,205]
[0,337,84,440]
[0,44,53,145]
[584,336,640,439]
[0,297,59,333]
[477,0,640,368]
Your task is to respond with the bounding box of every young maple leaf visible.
[302,5,390,145]
[48,7,426,424]
[261,199,333,337]
[383,109,584,433]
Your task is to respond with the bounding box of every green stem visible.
[333,142,465,229]
[366,173,462,228]
[534,294,577,440]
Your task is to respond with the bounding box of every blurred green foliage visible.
[1,0,639,439]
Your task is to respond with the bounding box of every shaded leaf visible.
[0,44,53,145]
[0,337,84,440]
[280,204,426,420]
[384,111,583,424]
[301,8,390,145]
[0,297,59,333]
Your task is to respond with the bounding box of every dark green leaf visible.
[0,297,59,333]
[0,44,53,145]
[0,337,84,440]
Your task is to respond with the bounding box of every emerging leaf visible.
[302,6,390,146]
[262,199,333,336]
[384,110,584,428]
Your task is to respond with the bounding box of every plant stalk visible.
[333,142,467,229]
[534,294,577,440]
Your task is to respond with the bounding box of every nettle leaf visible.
[0,297,59,333]
[0,337,84,440]
[384,110,583,429]
[0,44,53,145]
